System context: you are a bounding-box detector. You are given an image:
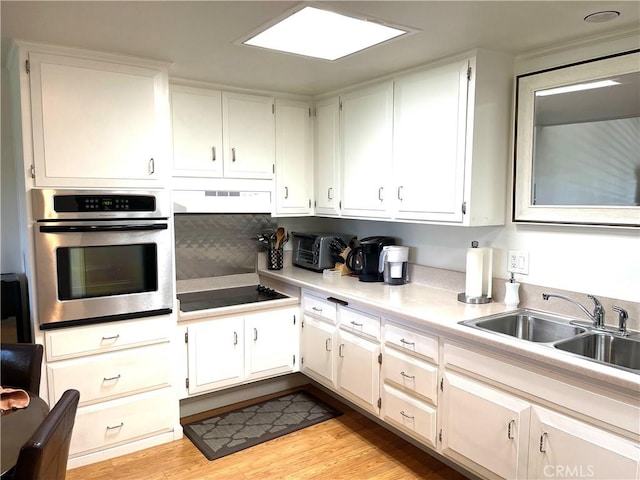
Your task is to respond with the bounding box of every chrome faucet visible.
[542,293,605,329]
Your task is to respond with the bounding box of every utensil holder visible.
[268,247,283,270]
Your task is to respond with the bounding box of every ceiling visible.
[2,1,639,96]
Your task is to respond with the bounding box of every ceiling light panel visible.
[243,6,408,61]
[535,80,620,97]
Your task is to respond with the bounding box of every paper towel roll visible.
[465,247,484,297]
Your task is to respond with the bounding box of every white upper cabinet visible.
[339,82,394,218]
[222,92,275,179]
[171,86,224,177]
[274,98,313,216]
[314,97,341,217]
[27,50,169,188]
[392,60,469,222]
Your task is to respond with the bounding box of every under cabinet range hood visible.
[173,189,272,213]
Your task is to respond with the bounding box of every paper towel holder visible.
[458,241,493,304]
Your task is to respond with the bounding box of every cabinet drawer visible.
[383,347,438,405]
[384,322,437,362]
[47,343,171,406]
[339,307,380,340]
[45,317,171,361]
[70,388,174,456]
[302,292,337,323]
[382,384,437,447]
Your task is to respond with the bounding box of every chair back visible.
[0,343,44,394]
[12,389,80,480]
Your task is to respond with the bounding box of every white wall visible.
[1,66,22,274]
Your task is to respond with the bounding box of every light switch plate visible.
[508,250,529,275]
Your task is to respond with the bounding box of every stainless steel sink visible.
[460,310,587,343]
[554,333,640,373]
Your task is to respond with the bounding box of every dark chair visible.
[10,389,80,480]
[0,343,44,394]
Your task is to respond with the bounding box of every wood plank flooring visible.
[66,387,468,480]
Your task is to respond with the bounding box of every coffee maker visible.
[346,236,396,282]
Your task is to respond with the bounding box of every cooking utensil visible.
[275,227,285,249]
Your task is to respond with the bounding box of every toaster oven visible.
[291,232,354,272]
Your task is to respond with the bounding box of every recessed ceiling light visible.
[584,10,620,23]
[243,6,409,61]
[535,79,620,97]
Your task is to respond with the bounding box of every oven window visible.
[56,244,158,300]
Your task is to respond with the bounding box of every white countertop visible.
[259,266,640,395]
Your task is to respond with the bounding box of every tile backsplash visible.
[174,214,277,280]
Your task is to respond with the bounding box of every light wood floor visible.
[66,387,468,480]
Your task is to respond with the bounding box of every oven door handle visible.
[39,223,168,233]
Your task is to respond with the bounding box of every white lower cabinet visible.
[528,406,640,480]
[441,370,531,480]
[43,315,178,465]
[336,327,380,415]
[185,306,299,396]
[382,384,437,448]
[301,314,337,387]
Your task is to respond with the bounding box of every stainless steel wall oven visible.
[31,189,173,329]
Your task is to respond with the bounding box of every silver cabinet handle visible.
[231,147,236,162]
[539,432,548,453]
[350,321,363,327]
[148,157,155,175]
[106,422,124,431]
[378,186,384,201]
[400,371,415,380]
[312,307,323,313]
[284,186,289,199]
[103,374,121,382]
[325,338,331,352]
[507,419,516,439]
[399,338,415,347]
[328,187,333,200]
[338,344,345,358]
[233,331,238,346]
[397,186,404,201]
[212,146,216,161]
[101,334,120,341]
[400,411,414,420]
[254,328,258,341]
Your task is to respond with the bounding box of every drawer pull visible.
[103,374,121,382]
[400,371,415,380]
[325,338,331,352]
[350,321,363,327]
[106,422,124,431]
[507,419,516,439]
[539,432,548,453]
[400,411,414,420]
[399,338,415,347]
[312,307,323,312]
[101,334,120,341]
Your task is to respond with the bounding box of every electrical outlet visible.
[508,250,529,275]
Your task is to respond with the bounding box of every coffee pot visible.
[345,236,395,282]
[378,246,409,285]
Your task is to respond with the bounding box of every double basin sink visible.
[460,310,639,374]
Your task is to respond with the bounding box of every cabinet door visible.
[340,82,393,217]
[245,308,298,380]
[441,370,530,480]
[336,328,380,415]
[28,52,167,187]
[171,86,223,177]
[314,97,341,216]
[529,406,640,480]
[393,61,469,222]
[186,317,244,395]
[302,314,336,386]
[222,92,275,179]
[274,99,313,215]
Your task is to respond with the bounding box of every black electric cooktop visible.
[178,285,288,312]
